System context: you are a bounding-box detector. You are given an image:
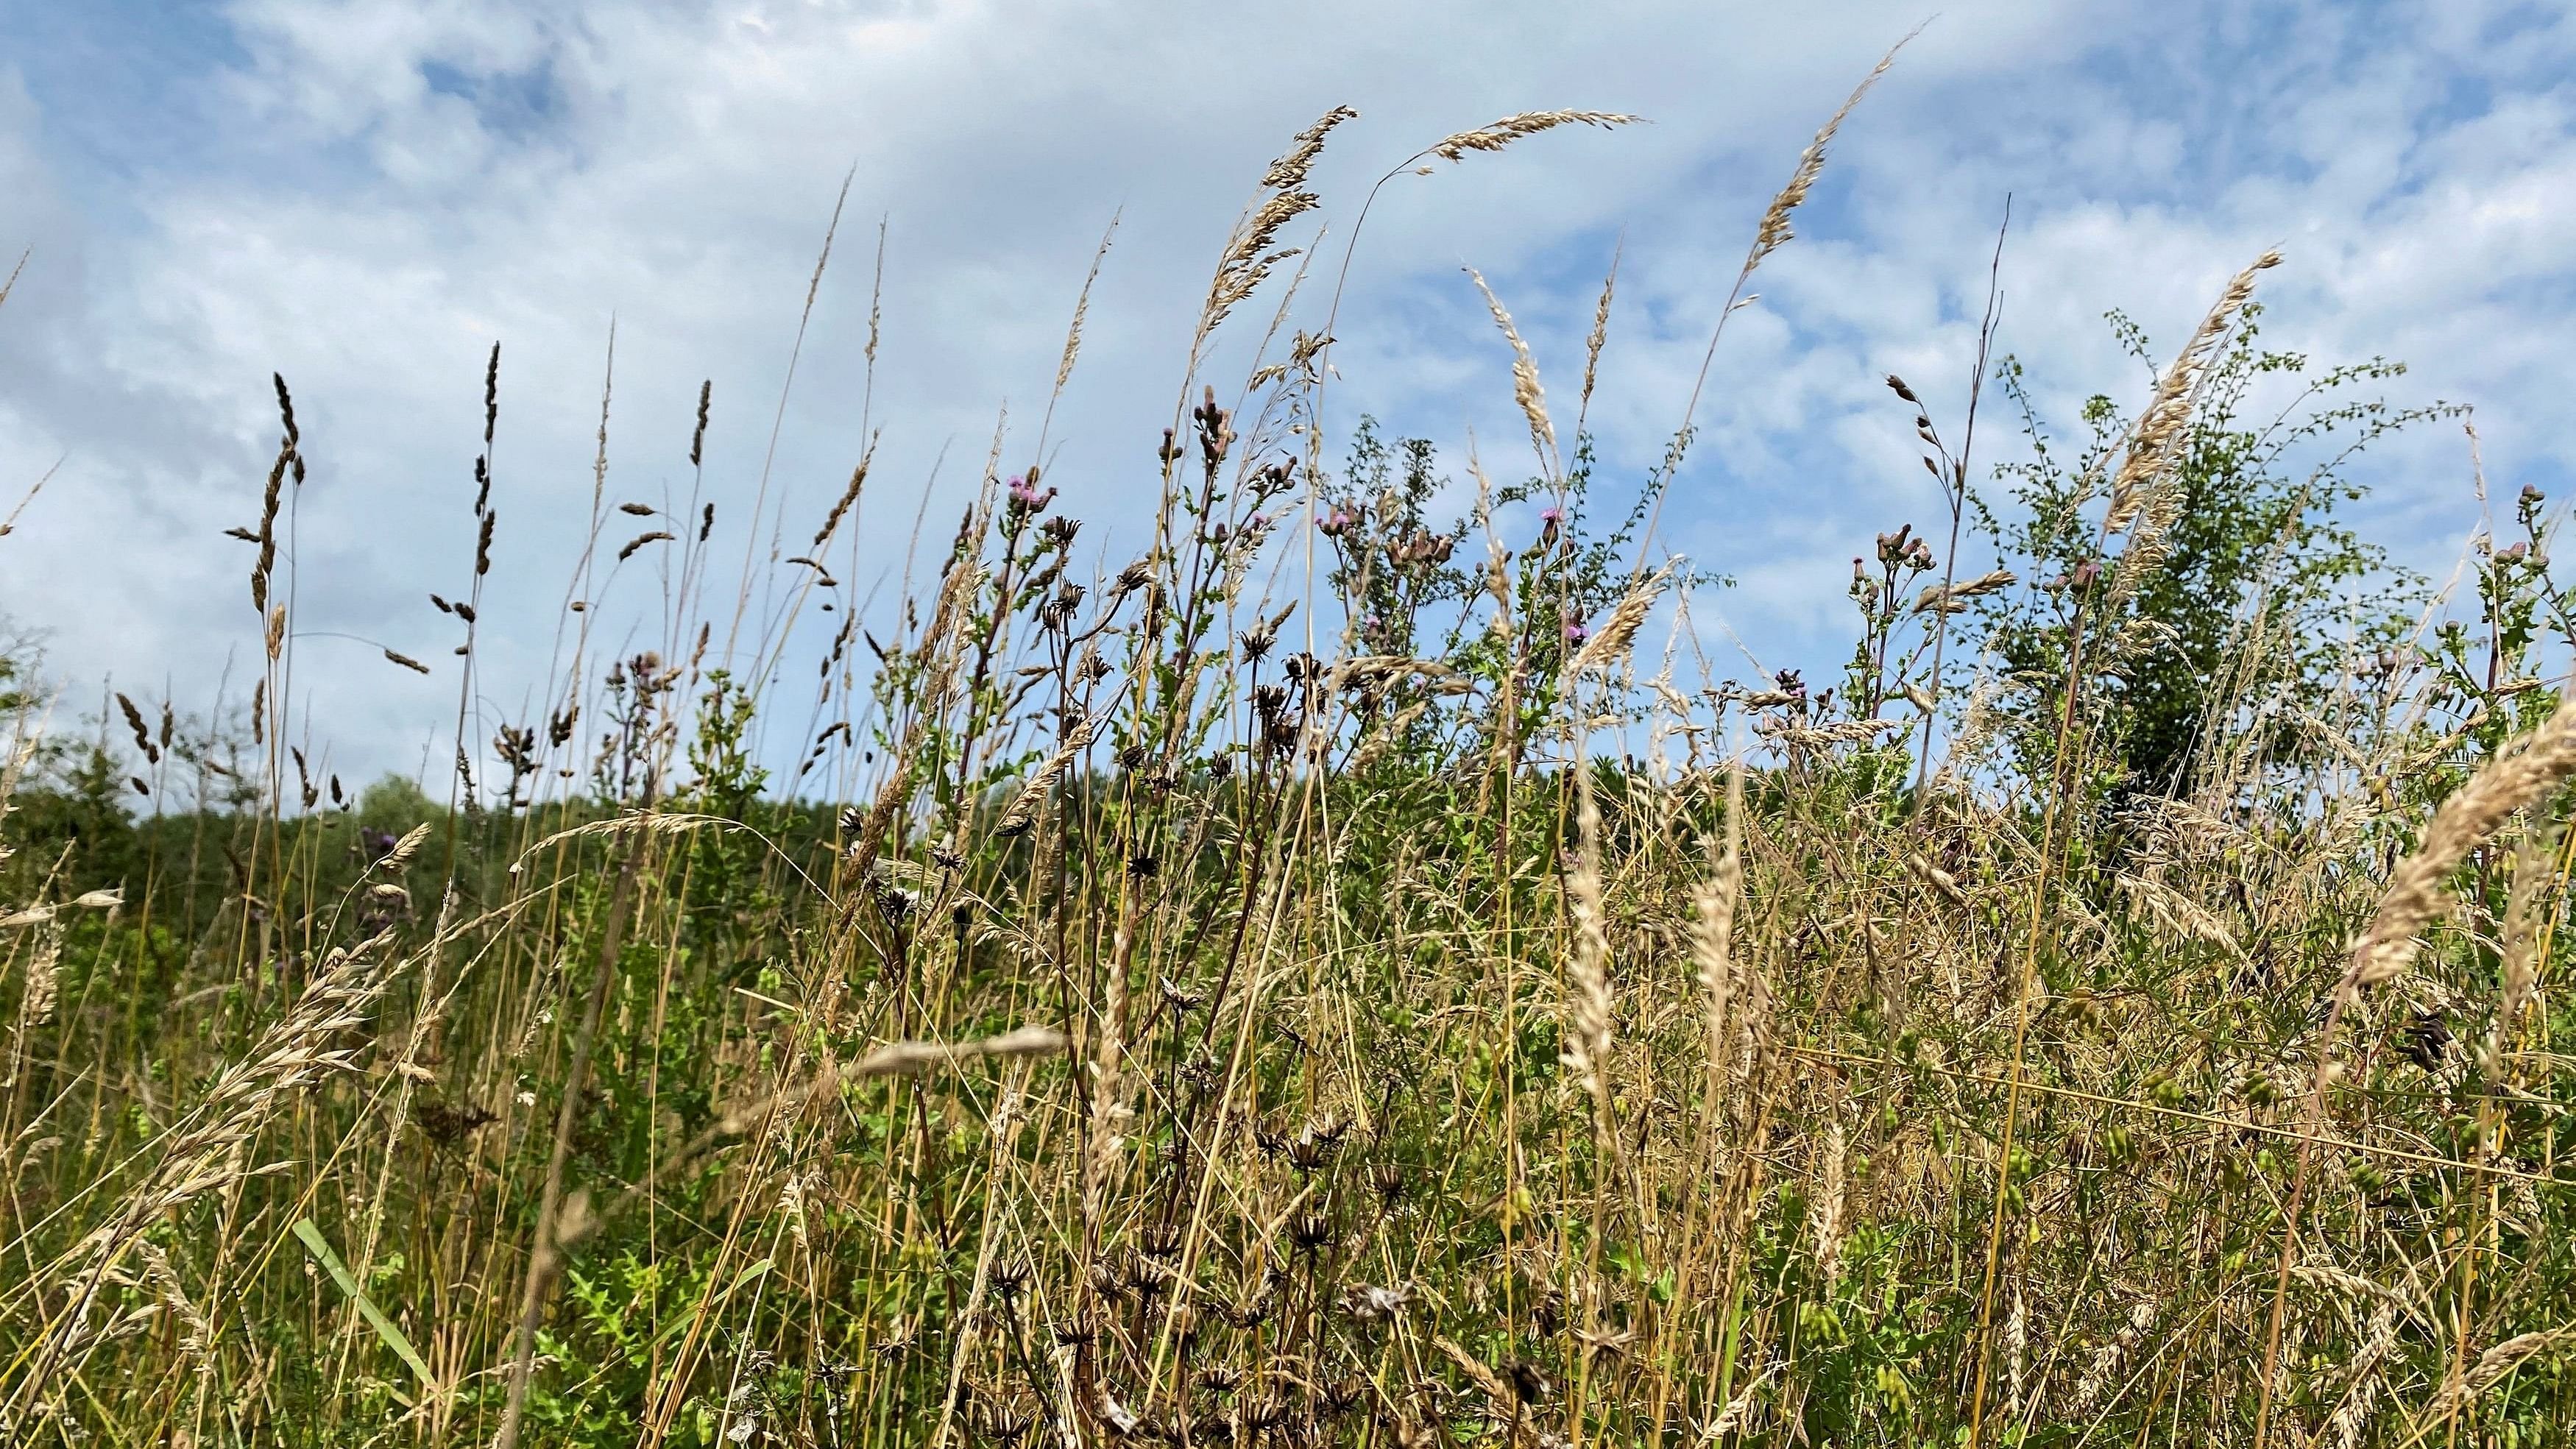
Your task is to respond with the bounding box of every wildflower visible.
[1006,470,1056,516]
[1318,505,1355,538]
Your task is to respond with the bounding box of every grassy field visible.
[1,76,2570,1449]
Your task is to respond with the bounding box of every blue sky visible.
[2,0,2572,790]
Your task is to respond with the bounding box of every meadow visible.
[0,61,2569,1449]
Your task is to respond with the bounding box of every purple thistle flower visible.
[1006,472,1055,515]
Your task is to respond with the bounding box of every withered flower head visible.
[1371,1161,1408,1206]
[1287,1213,1334,1253]
[1508,1359,1554,1406]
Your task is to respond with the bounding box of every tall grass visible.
[0,68,2569,1449]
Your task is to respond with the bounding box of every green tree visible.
[357,773,439,834]
[1977,307,2454,798]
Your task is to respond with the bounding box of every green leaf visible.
[291,1218,436,1393]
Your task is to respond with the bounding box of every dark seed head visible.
[1288,1214,1334,1253]
[1508,1359,1554,1405]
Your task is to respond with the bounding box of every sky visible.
[1,0,2572,793]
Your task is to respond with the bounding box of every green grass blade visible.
[291,1218,436,1392]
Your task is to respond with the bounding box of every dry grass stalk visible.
[1464,267,1557,475]
[1562,773,1615,1126]
[617,529,674,562]
[2326,1301,2402,1449]
[843,545,982,886]
[28,932,404,1384]
[812,441,875,550]
[1577,244,1620,433]
[1694,763,1745,1074]
[1748,35,1911,270]
[2117,870,2246,960]
[997,719,1096,837]
[1701,1364,1773,1439]
[4,924,60,1088]
[2103,249,2282,534]
[1913,568,2017,615]
[2483,829,2551,1080]
[0,457,55,542]
[1047,216,1119,419]
[1432,1334,1516,1411]
[1423,110,1638,168]
[2261,694,2576,1441]
[839,1024,1067,1080]
[2067,1300,2155,1420]
[1667,40,1910,497]
[509,809,721,873]
[1082,920,1133,1269]
[2416,1327,2573,1428]
[1263,105,1360,190]
[1571,564,1672,674]
[2099,250,2283,618]
[248,375,300,615]
[1809,1116,1849,1285]
[1197,108,1355,343]
[379,821,432,872]
[2342,697,2576,998]
[2004,1286,2028,1425]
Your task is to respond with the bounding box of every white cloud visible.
[0,0,2569,787]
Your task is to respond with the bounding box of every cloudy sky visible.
[1,0,2570,790]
